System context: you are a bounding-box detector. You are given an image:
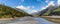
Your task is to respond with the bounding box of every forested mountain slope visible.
[0,4,29,18]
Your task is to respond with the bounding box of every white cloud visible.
[31,10,37,13]
[27,10,37,14]
[41,1,55,11]
[48,1,55,6]
[16,5,26,10]
[16,5,37,14]
[57,0,60,5]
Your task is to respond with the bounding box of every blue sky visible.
[0,0,59,14]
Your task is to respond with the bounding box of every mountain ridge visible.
[32,5,60,16]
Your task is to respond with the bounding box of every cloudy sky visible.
[0,0,60,14]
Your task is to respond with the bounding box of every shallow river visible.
[0,17,57,24]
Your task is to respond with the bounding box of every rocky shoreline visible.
[0,17,23,21]
[0,18,13,21]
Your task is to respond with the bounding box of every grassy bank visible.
[41,16,60,24]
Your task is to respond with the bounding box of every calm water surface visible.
[0,17,56,24]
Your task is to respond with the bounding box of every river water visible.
[0,17,57,24]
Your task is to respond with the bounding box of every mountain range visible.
[33,5,60,16]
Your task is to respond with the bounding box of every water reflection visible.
[0,17,56,24]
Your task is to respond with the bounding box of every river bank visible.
[0,18,13,21]
[0,17,20,21]
[0,16,57,24]
[0,16,31,21]
[41,16,60,24]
